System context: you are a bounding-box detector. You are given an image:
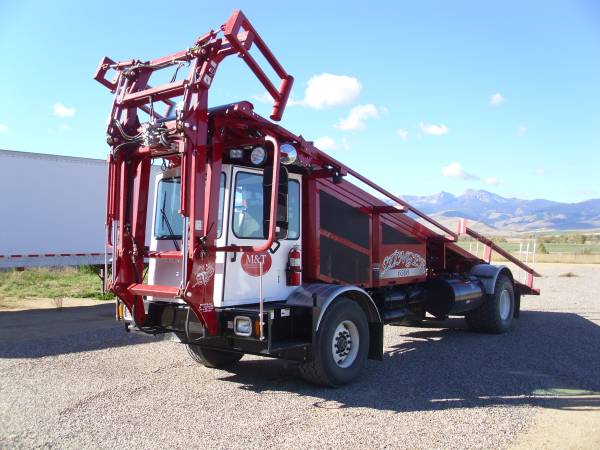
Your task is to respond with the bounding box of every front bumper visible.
[120,300,313,362]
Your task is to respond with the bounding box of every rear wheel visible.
[466,274,515,334]
[186,344,243,368]
[300,298,369,387]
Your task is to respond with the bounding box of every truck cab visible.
[148,158,302,308]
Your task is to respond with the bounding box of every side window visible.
[217,173,226,238]
[232,171,301,240]
[233,172,264,239]
[287,180,300,240]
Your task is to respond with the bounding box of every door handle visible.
[230,245,237,263]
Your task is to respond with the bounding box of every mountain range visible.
[401,189,600,233]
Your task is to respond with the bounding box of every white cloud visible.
[490,92,505,106]
[0,123,8,133]
[252,92,274,104]
[53,102,76,118]
[441,161,478,180]
[396,128,408,140]
[419,122,448,136]
[518,125,528,136]
[254,73,361,110]
[336,104,379,131]
[313,136,350,151]
[301,73,361,109]
[484,177,501,186]
[314,136,337,151]
[58,124,70,131]
[534,168,547,176]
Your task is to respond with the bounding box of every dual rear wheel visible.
[465,274,515,333]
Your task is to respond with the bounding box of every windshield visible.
[155,178,183,239]
[154,174,226,240]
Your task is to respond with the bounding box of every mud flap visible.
[369,322,384,361]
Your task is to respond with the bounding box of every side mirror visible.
[263,164,289,240]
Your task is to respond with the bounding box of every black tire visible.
[186,344,243,368]
[300,298,369,387]
[465,274,515,334]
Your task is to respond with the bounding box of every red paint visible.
[241,251,272,277]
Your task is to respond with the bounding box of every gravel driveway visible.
[1,263,599,449]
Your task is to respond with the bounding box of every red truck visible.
[95,10,539,386]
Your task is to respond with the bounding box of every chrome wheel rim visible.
[499,289,511,321]
[331,320,359,368]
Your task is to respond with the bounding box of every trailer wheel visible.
[186,344,243,369]
[465,274,515,334]
[300,298,369,387]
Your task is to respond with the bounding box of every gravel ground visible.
[1,263,599,449]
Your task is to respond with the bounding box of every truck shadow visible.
[0,303,158,358]
[218,310,600,413]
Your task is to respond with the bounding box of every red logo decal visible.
[241,251,272,277]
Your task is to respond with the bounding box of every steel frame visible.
[95,10,294,334]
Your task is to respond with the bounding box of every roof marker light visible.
[229,149,243,159]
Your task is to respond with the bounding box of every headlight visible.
[234,316,252,336]
[280,143,297,165]
[250,146,266,166]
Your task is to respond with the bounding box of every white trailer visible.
[0,149,158,269]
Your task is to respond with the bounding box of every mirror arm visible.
[252,135,280,253]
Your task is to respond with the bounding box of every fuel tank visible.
[425,276,484,318]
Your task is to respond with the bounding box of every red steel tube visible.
[252,135,280,253]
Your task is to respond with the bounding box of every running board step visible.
[146,251,182,259]
[127,284,180,298]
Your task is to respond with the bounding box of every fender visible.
[470,264,514,295]
[286,283,383,360]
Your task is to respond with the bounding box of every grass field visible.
[458,239,600,264]
[0,267,113,307]
[458,241,600,255]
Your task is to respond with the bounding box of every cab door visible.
[222,166,301,306]
[148,166,231,304]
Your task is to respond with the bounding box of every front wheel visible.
[186,344,243,368]
[466,274,515,334]
[300,298,369,387]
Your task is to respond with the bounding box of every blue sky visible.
[1,0,598,202]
